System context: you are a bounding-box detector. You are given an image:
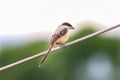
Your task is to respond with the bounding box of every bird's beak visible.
[71,26,75,29]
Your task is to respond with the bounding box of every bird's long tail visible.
[38,42,55,67]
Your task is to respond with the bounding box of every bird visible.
[38,22,74,67]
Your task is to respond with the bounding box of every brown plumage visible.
[38,22,74,67]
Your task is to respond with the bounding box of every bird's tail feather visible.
[38,43,55,67]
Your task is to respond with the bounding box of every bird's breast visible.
[56,32,69,43]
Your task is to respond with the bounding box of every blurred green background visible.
[0,25,120,80]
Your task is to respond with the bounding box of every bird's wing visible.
[50,27,68,45]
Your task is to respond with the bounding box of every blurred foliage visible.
[0,27,120,80]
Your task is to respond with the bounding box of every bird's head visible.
[61,22,75,29]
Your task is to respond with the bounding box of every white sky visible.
[0,0,120,36]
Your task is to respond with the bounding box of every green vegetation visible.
[0,27,120,80]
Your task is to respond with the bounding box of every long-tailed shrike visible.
[39,22,74,67]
